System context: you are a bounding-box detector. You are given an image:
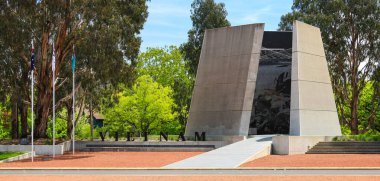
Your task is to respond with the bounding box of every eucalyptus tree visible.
[181,0,230,77]
[0,0,148,138]
[278,0,380,134]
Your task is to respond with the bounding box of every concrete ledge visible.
[0,141,71,155]
[0,152,34,163]
[272,135,334,155]
[74,141,226,151]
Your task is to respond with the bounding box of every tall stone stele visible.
[290,21,341,136]
[185,21,341,140]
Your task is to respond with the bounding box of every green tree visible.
[181,0,230,76]
[0,1,148,138]
[278,0,380,134]
[104,75,178,135]
[137,46,192,130]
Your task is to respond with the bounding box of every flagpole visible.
[72,45,75,155]
[72,66,75,154]
[31,40,34,162]
[31,70,34,162]
[52,43,55,158]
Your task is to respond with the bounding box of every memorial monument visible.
[185,21,342,140]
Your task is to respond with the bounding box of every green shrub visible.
[334,131,380,142]
[47,116,67,139]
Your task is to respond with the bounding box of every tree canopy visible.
[103,75,178,135]
[137,46,192,130]
[181,0,230,77]
[279,0,380,134]
[0,0,149,138]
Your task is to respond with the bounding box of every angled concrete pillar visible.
[185,24,264,139]
[290,21,341,136]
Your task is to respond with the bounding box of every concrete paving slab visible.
[163,137,272,168]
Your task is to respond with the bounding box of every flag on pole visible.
[72,46,76,71]
[52,43,55,73]
[52,42,56,158]
[31,42,35,70]
[30,40,35,162]
[72,45,76,154]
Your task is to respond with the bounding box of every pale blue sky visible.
[140,0,293,52]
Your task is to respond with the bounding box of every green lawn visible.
[0,152,26,160]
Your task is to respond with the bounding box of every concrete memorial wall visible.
[185,21,341,140]
[185,24,264,139]
[290,21,341,136]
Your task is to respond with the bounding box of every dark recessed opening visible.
[249,31,292,135]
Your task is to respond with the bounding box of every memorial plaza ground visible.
[1,152,380,180]
[0,152,203,168]
[241,154,380,168]
[2,152,380,168]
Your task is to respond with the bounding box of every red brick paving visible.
[0,175,379,181]
[0,151,202,168]
[241,154,380,167]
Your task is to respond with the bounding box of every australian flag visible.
[31,42,35,70]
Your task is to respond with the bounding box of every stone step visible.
[307,151,380,154]
[83,147,213,152]
[86,144,215,148]
[317,142,380,145]
[311,146,380,148]
[84,144,215,152]
[306,141,380,154]
[308,149,380,152]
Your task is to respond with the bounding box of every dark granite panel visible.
[249,58,291,135]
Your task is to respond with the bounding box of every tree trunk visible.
[66,102,73,138]
[34,18,53,138]
[10,94,18,139]
[19,101,28,138]
[34,90,52,138]
[350,91,359,135]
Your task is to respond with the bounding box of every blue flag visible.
[71,45,76,72]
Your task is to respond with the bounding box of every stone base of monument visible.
[74,141,227,152]
[272,135,336,155]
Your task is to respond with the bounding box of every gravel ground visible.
[241,154,380,167]
[0,175,379,181]
[0,151,202,168]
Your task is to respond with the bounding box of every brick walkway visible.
[0,152,202,168]
[241,154,380,167]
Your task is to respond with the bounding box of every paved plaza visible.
[0,152,202,168]
[2,152,380,180]
[241,154,380,168]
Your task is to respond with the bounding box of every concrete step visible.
[84,144,215,152]
[317,142,380,144]
[311,146,380,148]
[306,141,380,154]
[83,147,213,152]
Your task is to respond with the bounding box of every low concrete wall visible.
[74,140,227,151]
[272,135,334,155]
[0,152,34,163]
[0,141,71,156]
[61,141,71,152]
